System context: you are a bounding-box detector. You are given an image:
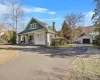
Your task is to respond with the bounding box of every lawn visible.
[0,50,18,64]
[67,55,100,80]
[51,44,77,48]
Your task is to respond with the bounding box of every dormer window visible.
[30,23,37,29]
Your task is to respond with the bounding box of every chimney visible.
[53,22,56,31]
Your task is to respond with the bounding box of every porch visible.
[17,34,35,44]
[17,33,47,45]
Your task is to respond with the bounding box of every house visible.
[17,18,57,46]
[76,32,99,44]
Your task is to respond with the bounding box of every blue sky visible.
[20,0,95,31]
[0,0,95,31]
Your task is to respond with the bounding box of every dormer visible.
[30,23,38,29]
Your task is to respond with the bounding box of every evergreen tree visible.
[61,21,71,40]
[92,0,100,33]
[92,0,100,45]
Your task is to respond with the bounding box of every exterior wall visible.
[46,33,56,46]
[34,32,46,45]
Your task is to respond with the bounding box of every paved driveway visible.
[0,44,98,80]
[0,45,76,80]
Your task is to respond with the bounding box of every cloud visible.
[23,6,56,15]
[48,12,56,15]
[85,12,95,18]
[84,12,95,26]
[40,18,62,21]
[23,7,48,13]
[0,3,56,15]
[33,7,48,13]
[0,4,8,15]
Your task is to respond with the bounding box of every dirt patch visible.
[0,49,18,64]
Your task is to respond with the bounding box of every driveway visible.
[0,45,76,80]
[0,44,98,80]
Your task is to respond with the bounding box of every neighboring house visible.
[17,18,56,46]
[76,32,99,44]
[72,26,95,42]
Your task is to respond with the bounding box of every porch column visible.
[25,34,28,43]
[45,32,50,46]
[17,35,21,44]
[33,33,34,43]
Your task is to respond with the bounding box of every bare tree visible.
[65,13,85,42]
[65,13,85,28]
[1,0,24,32]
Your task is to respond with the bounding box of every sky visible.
[0,0,95,31]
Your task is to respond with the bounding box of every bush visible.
[51,38,67,46]
[94,35,100,46]
[2,30,16,44]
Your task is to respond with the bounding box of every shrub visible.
[51,39,58,46]
[51,38,67,46]
[2,30,16,44]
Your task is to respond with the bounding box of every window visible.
[31,23,37,29]
[36,34,43,40]
[30,24,32,28]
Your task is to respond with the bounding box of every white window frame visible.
[30,23,37,29]
[32,23,37,29]
[30,24,32,29]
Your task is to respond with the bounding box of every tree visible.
[92,0,100,46]
[65,13,85,28]
[61,21,71,43]
[1,0,24,32]
[65,13,85,42]
[92,0,100,33]
[1,30,16,44]
[1,0,24,44]
[57,31,62,37]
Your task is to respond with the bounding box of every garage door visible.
[83,39,90,44]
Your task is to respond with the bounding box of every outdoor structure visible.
[76,32,99,44]
[17,18,56,46]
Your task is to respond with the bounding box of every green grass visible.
[67,56,100,80]
[89,45,99,49]
[51,44,77,48]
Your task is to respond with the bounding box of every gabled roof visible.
[18,18,56,34]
